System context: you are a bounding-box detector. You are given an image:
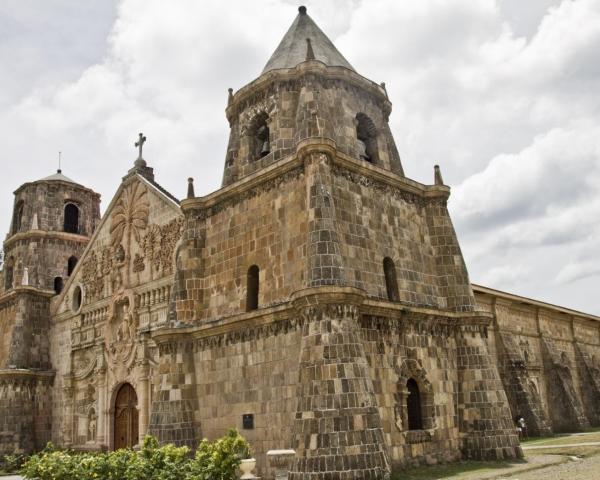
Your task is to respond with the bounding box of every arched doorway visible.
[113,383,139,450]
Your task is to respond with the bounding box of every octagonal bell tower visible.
[222,5,404,186]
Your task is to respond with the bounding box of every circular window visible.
[72,285,83,313]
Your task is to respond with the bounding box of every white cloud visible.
[0,0,599,313]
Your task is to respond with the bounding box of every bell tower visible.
[222,5,403,186]
[160,6,522,477]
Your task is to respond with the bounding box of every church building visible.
[1,7,598,479]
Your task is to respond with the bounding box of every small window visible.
[246,265,259,311]
[54,277,63,294]
[64,203,80,234]
[383,257,399,302]
[72,285,83,312]
[67,256,78,276]
[355,113,379,164]
[406,378,423,430]
[4,257,14,290]
[12,201,24,235]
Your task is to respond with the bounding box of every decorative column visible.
[456,321,522,460]
[288,288,390,479]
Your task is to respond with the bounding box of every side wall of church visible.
[474,289,600,433]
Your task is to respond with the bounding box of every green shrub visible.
[188,428,251,480]
[21,430,250,480]
[0,452,27,473]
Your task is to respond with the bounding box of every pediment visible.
[53,175,183,316]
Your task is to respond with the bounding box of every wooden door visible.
[114,383,139,450]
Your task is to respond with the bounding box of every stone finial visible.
[434,165,444,185]
[298,5,307,15]
[380,82,389,99]
[305,38,315,61]
[227,88,233,106]
[187,177,195,199]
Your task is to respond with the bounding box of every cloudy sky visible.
[1,0,599,314]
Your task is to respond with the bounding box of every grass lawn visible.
[522,429,600,447]
[391,459,527,480]
[524,445,600,457]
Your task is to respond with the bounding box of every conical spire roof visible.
[262,6,354,74]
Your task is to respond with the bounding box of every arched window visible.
[54,277,63,294]
[355,113,379,164]
[4,257,14,290]
[67,256,78,276]
[249,112,270,161]
[406,378,423,430]
[12,201,24,235]
[383,257,399,302]
[64,203,79,233]
[246,265,259,311]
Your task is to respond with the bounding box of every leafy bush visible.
[189,428,251,480]
[21,429,250,480]
[0,452,27,473]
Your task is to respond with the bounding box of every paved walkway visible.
[512,453,600,480]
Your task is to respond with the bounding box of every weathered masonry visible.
[0,6,598,480]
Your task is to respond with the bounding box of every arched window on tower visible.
[383,257,399,302]
[64,203,80,234]
[54,277,63,294]
[12,201,24,235]
[246,265,259,311]
[406,378,423,430]
[67,256,78,276]
[355,113,379,164]
[4,257,14,291]
[249,112,270,161]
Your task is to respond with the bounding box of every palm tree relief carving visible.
[110,181,149,287]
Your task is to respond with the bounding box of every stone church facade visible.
[1,6,598,478]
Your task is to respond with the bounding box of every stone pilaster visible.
[148,338,199,448]
[170,207,206,323]
[424,200,476,312]
[304,152,346,287]
[496,332,552,436]
[575,342,600,426]
[289,287,390,479]
[541,338,589,431]
[456,322,522,460]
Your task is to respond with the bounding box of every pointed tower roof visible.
[262,6,354,74]
[40,169,77,184]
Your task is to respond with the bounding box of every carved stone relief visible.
[105,290,138,369]
[77,181,183,303]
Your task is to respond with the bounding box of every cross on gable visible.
[135,132,146,160]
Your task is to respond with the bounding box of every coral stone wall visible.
[360,314,461,468]
[11,180,100,237]
[474,287,600,433]
[189,169,308,321]
[193,321,302,471]
[222,67,402,186]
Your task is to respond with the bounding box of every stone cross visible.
[135,133,147,160]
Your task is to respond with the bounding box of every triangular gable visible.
[52,173,182,316]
